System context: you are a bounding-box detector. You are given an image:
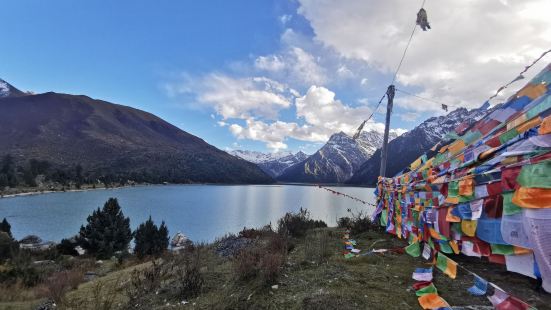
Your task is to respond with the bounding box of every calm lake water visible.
[0,185,375,243]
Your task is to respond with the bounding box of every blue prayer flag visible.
[467,275,488,296]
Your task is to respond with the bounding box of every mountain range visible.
[229,150,308,178]
[0,79,273,185]
[277,130,397,183]
[347,106,490,185]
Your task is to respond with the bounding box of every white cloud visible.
[280,14,292,25]
[168,73,292,120]
[255,55,285,72]
[398,112,420,122]
[297,0,551,108]
[296,85,373,134]
[225,85,389,151]
[253,46,327,86]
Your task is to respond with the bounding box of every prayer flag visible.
[412,281,432,291]
[487,283,510,307]
[467,275,488,296]
[422,243,433,260]
[344,253,355,259]
[406,240,421,257]
[418,293,449,309]
[512,187,551,209]
[496,296,535,310]
[461,241,482,257]
[461,220,477,237]
[517,161,551,189]
[436,252,457,279]
[449,240,460,255]
[491,244,515,255]
[412,267,433,282]
[416,283,438,296]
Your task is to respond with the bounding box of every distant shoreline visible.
[0,184,147,199]
[0,182,371,199]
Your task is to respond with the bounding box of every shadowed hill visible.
[0,85,273,184]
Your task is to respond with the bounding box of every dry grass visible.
[3,227,551,309]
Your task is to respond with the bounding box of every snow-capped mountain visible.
[277,130,398,183]
[0,79,25,98]
[347,105,492,185]
[229,150,293,164]
[0,81,9,97]
[229,150,308,178]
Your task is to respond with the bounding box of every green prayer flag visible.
[461,130,483,145]
[439,241,453,254]
[451,222,462,236]
[448,181,459,197]
[428,238,435,250]
[381,209,388,227]
[436,253,448,273]
[415,283,438,297]
[491,244,514,255]
[526,96,551,119]
[499,128,520,145]
[405,241,421,257]
[344,253,355,259]
[503,192,522,215]
[518,161,551,189]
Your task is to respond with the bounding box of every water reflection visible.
[0,185,375,242]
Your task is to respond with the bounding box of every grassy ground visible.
[2,227,550,310]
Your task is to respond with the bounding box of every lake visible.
[0,184,376,243]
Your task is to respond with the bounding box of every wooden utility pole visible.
[379,84,395,177]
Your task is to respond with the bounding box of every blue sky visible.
[1,0,550,154]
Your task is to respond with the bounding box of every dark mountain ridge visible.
[0,81,273,185]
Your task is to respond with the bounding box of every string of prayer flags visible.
[375,63,551,295]
[318,185,374,206]
[342,229,362,258]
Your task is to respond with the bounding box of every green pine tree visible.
[134,216,169,259]
[0,218,12,238]
[78,198,132,259]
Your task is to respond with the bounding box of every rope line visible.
[391,0,426,85]
[353,0,426,139]
[318,185,377,207]
[395,88,461,109]
[488,47,551,102]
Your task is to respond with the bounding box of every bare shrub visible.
[259,253,284,285]
[233,233,287,285]
[238,227,264,239]
[277,208,327,238]
[172,247,204,299]
[234,247,262,281]
[303,230,333,264]
[37,269,84,303]
[125,260,165,306]
[339,211,382,235]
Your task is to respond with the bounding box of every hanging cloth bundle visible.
[352,120,366,140]
[416,8,431,31]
